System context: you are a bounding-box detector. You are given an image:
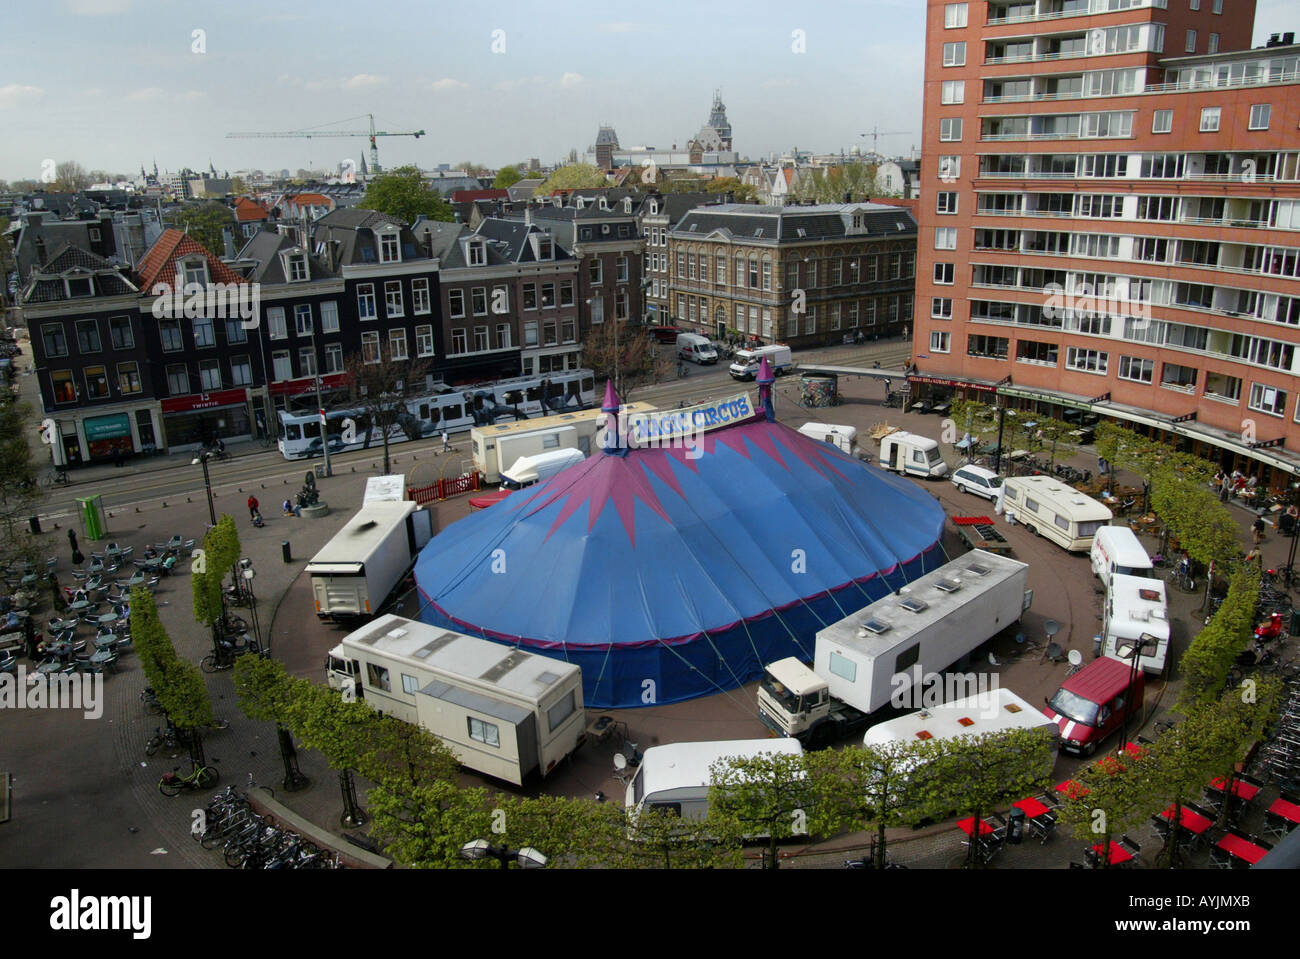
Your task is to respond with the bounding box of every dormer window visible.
[650,200,659,215]
[575,197,586,209]
[64,276,93,298]
[468,240,486,266]
[181,259,208,289]
[531,234,553,260]
[623,198,632,213]
[285,252,308,282]
[378,232,400,263]
[598,197,609,210]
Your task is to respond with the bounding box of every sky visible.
[0,0,1295,181]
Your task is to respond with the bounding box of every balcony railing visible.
[1144,70,1300,94]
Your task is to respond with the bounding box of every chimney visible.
[423,228,433,257]
[525,205,532,227]
[222,226,235,259]
[1286,31,1296,45]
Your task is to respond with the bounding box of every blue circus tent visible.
[414,392,947,708]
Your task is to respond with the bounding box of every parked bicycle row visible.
[193,785,342,869]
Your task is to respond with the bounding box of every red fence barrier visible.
[408,471,482,505]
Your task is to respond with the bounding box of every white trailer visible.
[797,422,862,458]
[471,403,653,484]
[878,430,949,478]
[1100,573,1170,675]
[757,550,1032,747]
[306,500,433,622]
[325,615,585,786]
[625,738,804,823]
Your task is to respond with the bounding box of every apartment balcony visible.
[1144,70,1300,94]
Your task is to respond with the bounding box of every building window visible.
[385,281,404,318]
[198,359,221,391]
[182,259,207,288]
[934,262,955,285]
[266,307,287,340]
[559,280,575,307]
[700,256,709,283]
[1200,106,1220,132]
[1208,32,1219,54]
[941,80,965,104]
[542,320,558,346]
[944,2,968,28]
[42,324,68,358]
[379,233,400,264]
[471,287,488,316]
[51,370,76,404]
[1213,0,1222,12]
[1249,104,1271,130]
[1185,29,1197,53]
[939,118,963,141]
[523,284,538,310]
[389,329,408,360]
[938,155,961,181]
[159,320,184,352]
[225,319,247,345]
[1249,383,1287,417]
[589,259,602,285]
[117,361,142,394]
[293,304,312,336]
[449,289,465,318]
[468,717,500,747]
[192,316,215,349]
[932,297,954,319]
[451,329,467,354]
[617,255,629,282]
[108,316,133,350]
[716,253,726,285]
[935,227,957,250]
[412,278,431,315]
[321,300,339,333]
[943,41,966,66]
[416,325,434,357]
[167,364,190,394]
[615,291,629,321]
[495,323,511,349]
[1152,109,1173,134]
[286,253,307,282]
[82,365,109,399]
[967,334,1009,359]
[361,331,381,364]
[76,320,101,354]
[936,192,959,214]
[271,352,292,382]
[561,318,576,343]
[473,327,489,352]
[1015,340,1058,364]
[540,283,556,309]
[930,331,951,353]
[229,356,251,387]
[324,344,343,374]
[1066,347,1109,374]
[1118,355,1154,383]
[357,284,377,320]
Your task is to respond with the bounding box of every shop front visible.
[160,388,251,450]
[82,412,134,462]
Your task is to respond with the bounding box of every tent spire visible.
[600,380,629,456]
[756,357,776,422]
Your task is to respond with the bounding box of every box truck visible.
[677,333,718,365]
[306,500,434,622]
[325,614,585,785]
[878,430,949,478]
[729,344,793,380]
[1099,573,1170,675]
[471,403,653,484]
[625,738,804,824]
[758,550,1032,747]
[797,422,862,458]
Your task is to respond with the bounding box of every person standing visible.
[68,528,82,565]
[441,429,450,452]
[1253,515,1266,545]
[247,495,260,521]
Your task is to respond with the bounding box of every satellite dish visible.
[1067,649,1083,666]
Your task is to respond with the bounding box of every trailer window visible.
[828,651,857,683]
[547,691,576,732]
[542,434,560,449]
[1077,520,1106,538]
[1025,498,1040,513]
[366,663,391,692]
[925,446,942,464]
[401,673,419,694]
[631,768,645,804]
[911,450,926,464]
[468,717,500,747]
[649,803,682,818]
[1054,514,1070,531]
[1003,487,1017,501]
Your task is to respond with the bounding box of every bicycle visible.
[140,687,165,716]
[1169,566,1198,594]
[145,723,185,757]
[158,763,219,797]
[43,468,70,488]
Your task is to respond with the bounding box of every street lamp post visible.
[459,838,548,870]
[1116,633,1157,757]
[191,451,217,526]
[310,324,332,478]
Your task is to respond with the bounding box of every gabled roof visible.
[410,217,469,261]
[21,242,138,303]
[474,218,574,266]
[136,228,247,292]
[235,230,336,284]
[286,192,332,208]
[672,203,917,244]
[505,180,542,202]
[450,188,509,203]
[234,197,270,222]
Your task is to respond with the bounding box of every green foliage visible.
[1178,564,1260,709]
[0,399,42,568]
[1056,748,1157,865]
[356,712,460,789]
[169,202,236,255]
[492,166,523,188]
[535,163,608,195]
[358,165,455,224]
[130,586,214,729]
[704,177,757,203]
[1150,474,1238,569]
[707,751,815,869]
[368,780,495,868]
[794,162,881,203]
[191,515,240,629]
[232,654,296,724]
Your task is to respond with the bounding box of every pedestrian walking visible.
[1253,515,1266,545]
[247,495,260,521]
[441,429,451,452]
[1246,547,1262,566]
[68,528,82,565]
[1220,475,1231,502]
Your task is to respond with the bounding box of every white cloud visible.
[0,84,45,107]
[495,75,546,92]
[343,74,386,89]
[180,91,206,101]
[126,87,164,102]
[65,0,131,14]
[83,87,104,97]
[596,22,646,33]
[559,72,584,88]
[431,78,469,92]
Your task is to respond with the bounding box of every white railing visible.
[1145,70,1300,94]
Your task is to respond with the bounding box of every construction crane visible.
[226,114,424,175]
[859,125,912,154]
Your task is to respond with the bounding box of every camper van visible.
[625,739,804,824]
[1043,656,1145,756]
[797,422,862,458]
[729,344,793,380]
[1100,574,1170,675]
[1001,476,1111,552]
[1090,526,1154,582]
[878,431,949,478]
[676,333,718,365]
[499,448,585,490]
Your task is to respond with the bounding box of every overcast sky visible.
[0,0,1295,181]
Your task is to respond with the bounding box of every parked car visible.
[650,326,683,344]
[951,464,1004,502]
[306,435,345,458]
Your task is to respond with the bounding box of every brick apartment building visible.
[913,0,1300,486]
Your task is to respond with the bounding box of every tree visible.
[341,351,435,474]
[707,750,815,869]
[0,399,44,570]
[492,166,524,189]
[169,202,236,257]
[795,162,880,204]
[1177,564,1259,709]
[579,321,672,405]
[535,163,608,195]
[53,160,90,192]
[191,515,240,655]
[368,779,494,867]
[704,176,758,203]
[1056,746,1158,869]
[455,161,491,178]
[358,166,455,225]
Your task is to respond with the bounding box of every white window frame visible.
[1208,32,1219,54]
[936,191,959,215]
[943,41,966,67]
[389,328,408,361]
[1185,29,1197,53]
[935,227,957,250]
[320,300,340,333]
[1200,106,1220,132]
[941,80,965,105]
[1249,383,1287,417]
[324,343,343,374]
[412,278,431,315]
[934,262,955,285]
[378,231,400,264]
[385,281,404,318]
[930,330,951,353]
[944,2,968,28]
[931,297,954,319]
[1249,104,1271,131]
[448,289,465,319]
[357,284,377,320]
[361,331,381,365]
[415,324,434,357]
[939,118,963,142]
[1152,109,1173,134]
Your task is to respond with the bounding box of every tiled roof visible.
[450,188,509,203]
[287,193,331,207]
[672,203,917,244]
[136,229,247,292]
[234,197,269,222]
[235,231,335,284]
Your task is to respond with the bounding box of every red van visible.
[650,326,683,344]
[1043,656,1145,756]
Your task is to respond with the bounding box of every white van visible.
[729,344,794,380]
[951,464,1004,502]
[625,738,804,824]
[797,422,861,458]
[1001,476,1111,552]
[499,448,585,490]
[1100,574,1169,675]
[878,431,949,478]
[1090,526,1153,582]
[676,333,718,365]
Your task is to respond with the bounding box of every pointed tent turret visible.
[756,356,776,422]
[600,381,628,457]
